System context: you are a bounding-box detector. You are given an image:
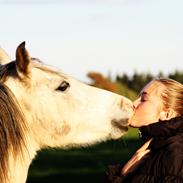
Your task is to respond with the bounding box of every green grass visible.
[27,128,142,183]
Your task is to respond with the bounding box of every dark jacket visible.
[104,117,183,183]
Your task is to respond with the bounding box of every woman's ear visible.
[159,109,176,121]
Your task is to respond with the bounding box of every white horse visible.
[0,42,132,183]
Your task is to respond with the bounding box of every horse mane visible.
[0,62,28,183]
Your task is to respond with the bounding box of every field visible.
[27,128,142,183]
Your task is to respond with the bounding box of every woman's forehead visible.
[141,81,164,96]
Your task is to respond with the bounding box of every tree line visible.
[116,70,183,93]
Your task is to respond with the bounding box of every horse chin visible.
[110,118,128,139]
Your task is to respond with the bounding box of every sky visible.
[0,0,182,82]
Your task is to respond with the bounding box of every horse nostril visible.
[120,99,124,109]
[133,104,136,111]
[120,99,133,110]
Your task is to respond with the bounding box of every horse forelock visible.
[0,57,41,83]
[0,62,18,83]
[0,84,28,183]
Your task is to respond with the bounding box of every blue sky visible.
[0,0,182,82]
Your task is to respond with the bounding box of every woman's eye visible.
[56,81,70,92]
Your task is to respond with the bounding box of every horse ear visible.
[0,47,11,65]
[16,41,30,76]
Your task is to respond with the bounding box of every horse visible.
[0,42,132,183]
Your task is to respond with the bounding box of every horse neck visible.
[8,135,38,183]
[8,154,30,183]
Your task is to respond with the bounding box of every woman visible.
[105,78,183,183]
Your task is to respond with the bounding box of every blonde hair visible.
[153,78,183,117]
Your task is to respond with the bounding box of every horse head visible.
[0,42,133,183]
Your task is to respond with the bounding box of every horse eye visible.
[56,81,70,92]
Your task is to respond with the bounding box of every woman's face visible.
[128,81,165,127]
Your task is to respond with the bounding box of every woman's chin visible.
[128,119,138,128]
[129,124,139,128]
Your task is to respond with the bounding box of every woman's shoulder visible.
[164,135,183,155]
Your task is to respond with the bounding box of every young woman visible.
[105,78,183,183]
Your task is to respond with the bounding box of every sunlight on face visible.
[128,81,165,127]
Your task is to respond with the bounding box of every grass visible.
[27,128,142,183]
